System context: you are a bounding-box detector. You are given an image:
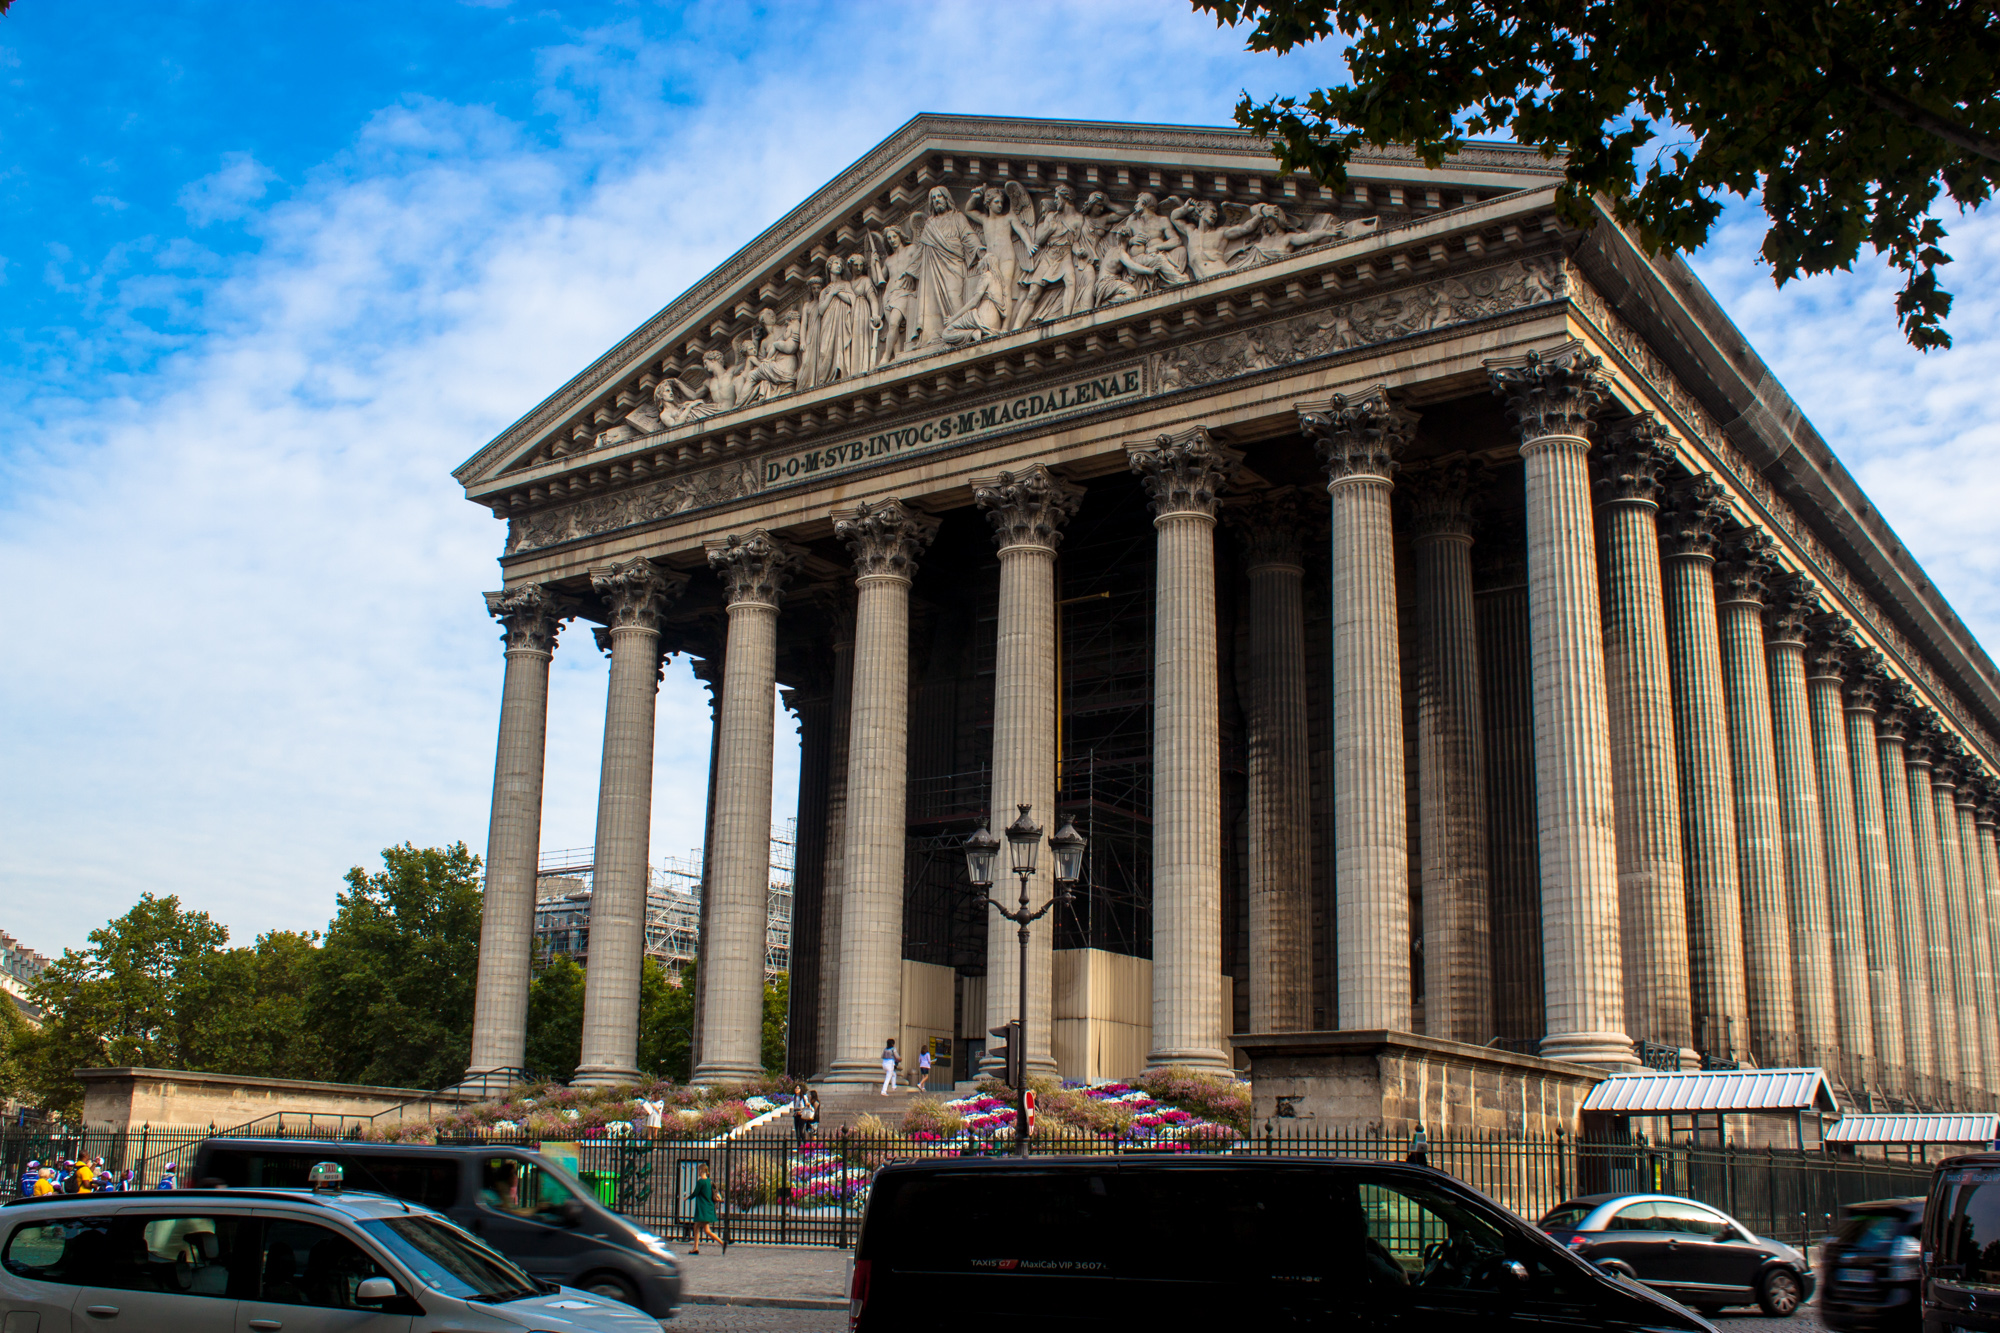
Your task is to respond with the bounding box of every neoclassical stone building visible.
[453,116,2000,1113]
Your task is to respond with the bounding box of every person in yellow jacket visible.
[32,1168,55,1196]
[73,1159,96,1192]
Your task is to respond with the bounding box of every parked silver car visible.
[0,1183,669,1332]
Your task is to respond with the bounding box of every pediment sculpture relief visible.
[581,182,1382,452]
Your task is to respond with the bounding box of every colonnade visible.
[465,345,2000,1108]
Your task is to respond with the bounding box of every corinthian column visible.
[468,584,569,1085]
[1840,663,1905,1097]
[1300,391,1413,1033]
[1593,415,1691,1058]
[824,500,938,1086]
[575,559,686,1086]
[1406,459,1492,1044]
[1660,477,1747,1064]
[1225,489,1313,1033]
[694,531,799,1082]
[1951,773,2000,1103]
[1764,578,1841,1075]
[1901,717,1960,1103]
[1801,620,1874,1090]
[974,465,1083,1077]
[1488,348,1634,1066]
[1929,738,1983,1099]
[1976,786,2000,1097]
[816,601,855,1076]
[1875,697,1936,1099]
[1130,428,1241,1070]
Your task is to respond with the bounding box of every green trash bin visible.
[580,1169,618,1208]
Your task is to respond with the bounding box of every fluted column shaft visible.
[1594,421,1691,1055]
[1765,593,1839,1076]
[1409,464,1492,1043]
[1842,691,1906,1098]
[1876,718,1936,1096]
[1931,763,1981,1097]
[1132,430,1240,1069]
[815,615,855,1077]
[1490,350,1632,1066]
[1304,394,1412,1033]
[468,587,564,1080]
[577,559,683,1086]
[694,532,796,1082]
[1800,638,1871,1089]
[976,467,1082,1078]
[1902,741,1959,1101]
[1976,800,2000,1100]
[1233,492,1313,1032]
[826,500,937,1085]
[1952,788,1999,1103]
[1662,480,1748,1063]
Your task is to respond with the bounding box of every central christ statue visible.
[913,186,983,352]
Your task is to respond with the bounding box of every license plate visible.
[1837,1267,1871,1282]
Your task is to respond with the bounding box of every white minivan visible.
[0,1184,670,1332]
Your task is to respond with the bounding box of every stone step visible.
[804,1084,923,1132]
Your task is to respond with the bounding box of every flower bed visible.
[360,1074,795,1144]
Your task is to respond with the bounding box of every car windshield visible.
[1539,1202,1593,1231]
[359,1216,540,1303]
[1934,1168,2000,1288]
[1836,1209,1912,1249]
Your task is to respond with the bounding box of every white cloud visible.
[177,152,277,226]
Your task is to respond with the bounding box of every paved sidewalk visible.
[677,1243,849,1310]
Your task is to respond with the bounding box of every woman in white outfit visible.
[880,1039,899,1095]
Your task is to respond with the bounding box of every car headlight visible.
[633,1229,675,1259]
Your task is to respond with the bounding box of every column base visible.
[1144,1046,1236,1074]
[1538,1032,1641,1069]
[456,1066,532,1098]
[570,1063,643,1089]
[691,1059,766,1084]
[820,1058,903,1089]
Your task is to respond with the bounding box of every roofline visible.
[453,113,1561,483]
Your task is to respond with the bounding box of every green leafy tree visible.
[523,956,586,1084]
[309,843,483,1091]
[762,972,789,1074]
[0,996,32,1110]
[195,931,328,1082]
[1197,0,2000,348]
[638,960,695,1082]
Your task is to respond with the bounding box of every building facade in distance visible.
[452,116,2000,1113]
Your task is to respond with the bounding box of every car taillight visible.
[849,1258,871,1330]
[1566,1235,1587,1249]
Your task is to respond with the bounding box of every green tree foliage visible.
[197,931,328,1082]
[1197,0,2000,349]
[309,843,483,1091]
[762,971,789,1074]
[638,960,695,1082]
[523,955,586,1084]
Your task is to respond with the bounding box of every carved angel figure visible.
[1172,198,1262,280]
[1118,193,1191,290]
[1228,204,1367,268]
[913,187,983,352]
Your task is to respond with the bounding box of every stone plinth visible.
[1236,1030,1609,1139]
[75,1067,483,1132]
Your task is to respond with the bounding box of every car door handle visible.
[84,1307,119,1319]
[248,1321,283,1331]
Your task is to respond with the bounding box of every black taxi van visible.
[1923,1152,2000,1332]
[849,1155,1716,1330]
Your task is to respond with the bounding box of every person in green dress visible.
[687,1162,723,1254]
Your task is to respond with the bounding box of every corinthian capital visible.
[1715,527,1777,607]
[973,464,1084,553]
[1593,414,1678,508]
[1659,474,1731,561]
[1404,456,1483,540]
[835,498,939,582]
[1931,729,1969,787]
[587,558,686,633]
[706,530,801,608]
[1904,712,1943,767]
[1875,685,1918,742]
[1128,425,1243,518]
[1224,487,1308,568]
[1975,784,1999,827]
[1487,343,1609,446]
[484,583,569,654]
[1300,386,1418,488]
[1804,613,1858,680]
[1762,572,1818,645]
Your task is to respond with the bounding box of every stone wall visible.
[75,1067,482,1132]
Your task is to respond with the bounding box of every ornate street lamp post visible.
[963,804,1086,1157]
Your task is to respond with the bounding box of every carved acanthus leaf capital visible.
[1659,474,1732,561]
[973,464,1084,553]
[587,558,686,633]
[1127,426,1243,518]
[706,530,801,608]
[1404,456,1483,540]
[1804,613,1858,680]
[835,498,939,582]
[1975,783,2000,827]
[1593,414,1679,508]
[1300,386,1418,487]
[1716,528,1777,608]
[1875,683,1918,742]
[1224,487,1308,568]
[1761,573,1819,645]
[1931,729,1969,787]
[484,583,570,654]
[1487,343,1609,446]
[1904,711,1943,767]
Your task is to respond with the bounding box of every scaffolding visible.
[531,819,794,980]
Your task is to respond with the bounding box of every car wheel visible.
[581,1271,642,1307]
[1757,1266,1803,1317]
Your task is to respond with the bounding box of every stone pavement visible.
[677,1243,848,1309]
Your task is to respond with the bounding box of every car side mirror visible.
[560,1200,586,1227]
[1500,1259,1530,1288]
[355,1277,399,1303]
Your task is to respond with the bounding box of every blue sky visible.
[3,2,1995,955]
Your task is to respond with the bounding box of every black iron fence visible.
[1,1125,1933,1250]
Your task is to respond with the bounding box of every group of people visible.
[877,1038,934,1095]
[16,1155,157,1195]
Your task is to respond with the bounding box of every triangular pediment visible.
[453,114,1562,489]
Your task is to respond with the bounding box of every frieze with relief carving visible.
[506,459,759,555]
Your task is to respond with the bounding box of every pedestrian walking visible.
[790,1086,820,1145]
[686,1163,724,1255]
[18,1161,38,1198]
[916,1044,932,1093]
[155,1162,178,1190]
[1406,1125,1429,1167]
[32,1168,54,1197]
[880,1038,899,1096]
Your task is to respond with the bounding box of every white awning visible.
[1825,1113,2000,1145]
[1580,1067,1839,1115]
